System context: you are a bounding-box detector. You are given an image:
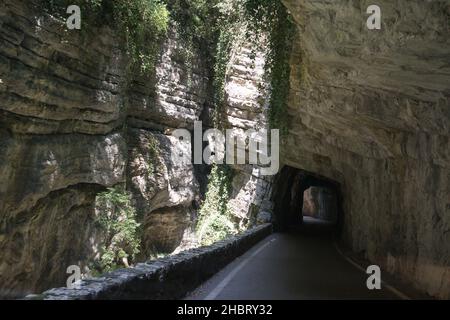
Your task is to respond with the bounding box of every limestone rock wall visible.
[282,0,450,298]
[0,0,209,297]
[223,30,274,225]
[0,0,268,298]
[127,129,200,255]
[2,0,448,300]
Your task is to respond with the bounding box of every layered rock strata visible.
[282,0,450,298]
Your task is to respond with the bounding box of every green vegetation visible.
[112,0,169,73]
[244,0,296,135]
[166,0,218,49]
[211,27,232,128]
[147,135,160,176]
[42,0,294,248]
[94,187,141,273]
[42,0,169,73]
[196,0,295,244]
[42,0,294,129]
[208,1,241,128]
[196,165,237,246]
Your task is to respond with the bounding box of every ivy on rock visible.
[94,187,141,273]
[244,0,296,135]
[42,0,170,73]
[41,0,295,257]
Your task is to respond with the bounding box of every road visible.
[185,217,401,300]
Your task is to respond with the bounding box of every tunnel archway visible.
[271,166,344,233]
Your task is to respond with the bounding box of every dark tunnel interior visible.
[271,166,344,234]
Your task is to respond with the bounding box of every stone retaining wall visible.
[27,224,272,300]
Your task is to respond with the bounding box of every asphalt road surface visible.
[185,217,401,300]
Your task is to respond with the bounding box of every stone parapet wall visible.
[27,224,272,300]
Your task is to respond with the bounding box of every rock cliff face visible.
[0,0,209,297]
[0,0,448,300]
[282,0,450,298]
[1,0,124,297]
[223,30,273,226]
[0,0,271,297]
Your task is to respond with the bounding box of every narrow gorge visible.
[0,0,448,300]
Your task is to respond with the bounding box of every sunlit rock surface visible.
[0,0,448,299]
[127,129,200,256]
[0,0,207,297]
[224,31,274,226]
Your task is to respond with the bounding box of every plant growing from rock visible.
[146,134,161,176]
[42,0,169,73]
[244,0,296,135]
[196,165,237,246]
[94,187,141,273]
[196,0,295,244]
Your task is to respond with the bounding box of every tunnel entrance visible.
[302,187,338,223]
[271,166,343,233]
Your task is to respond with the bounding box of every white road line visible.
[204,238,277,300]
[333,242,411,300]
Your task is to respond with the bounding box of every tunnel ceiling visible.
[280,0,450,299]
